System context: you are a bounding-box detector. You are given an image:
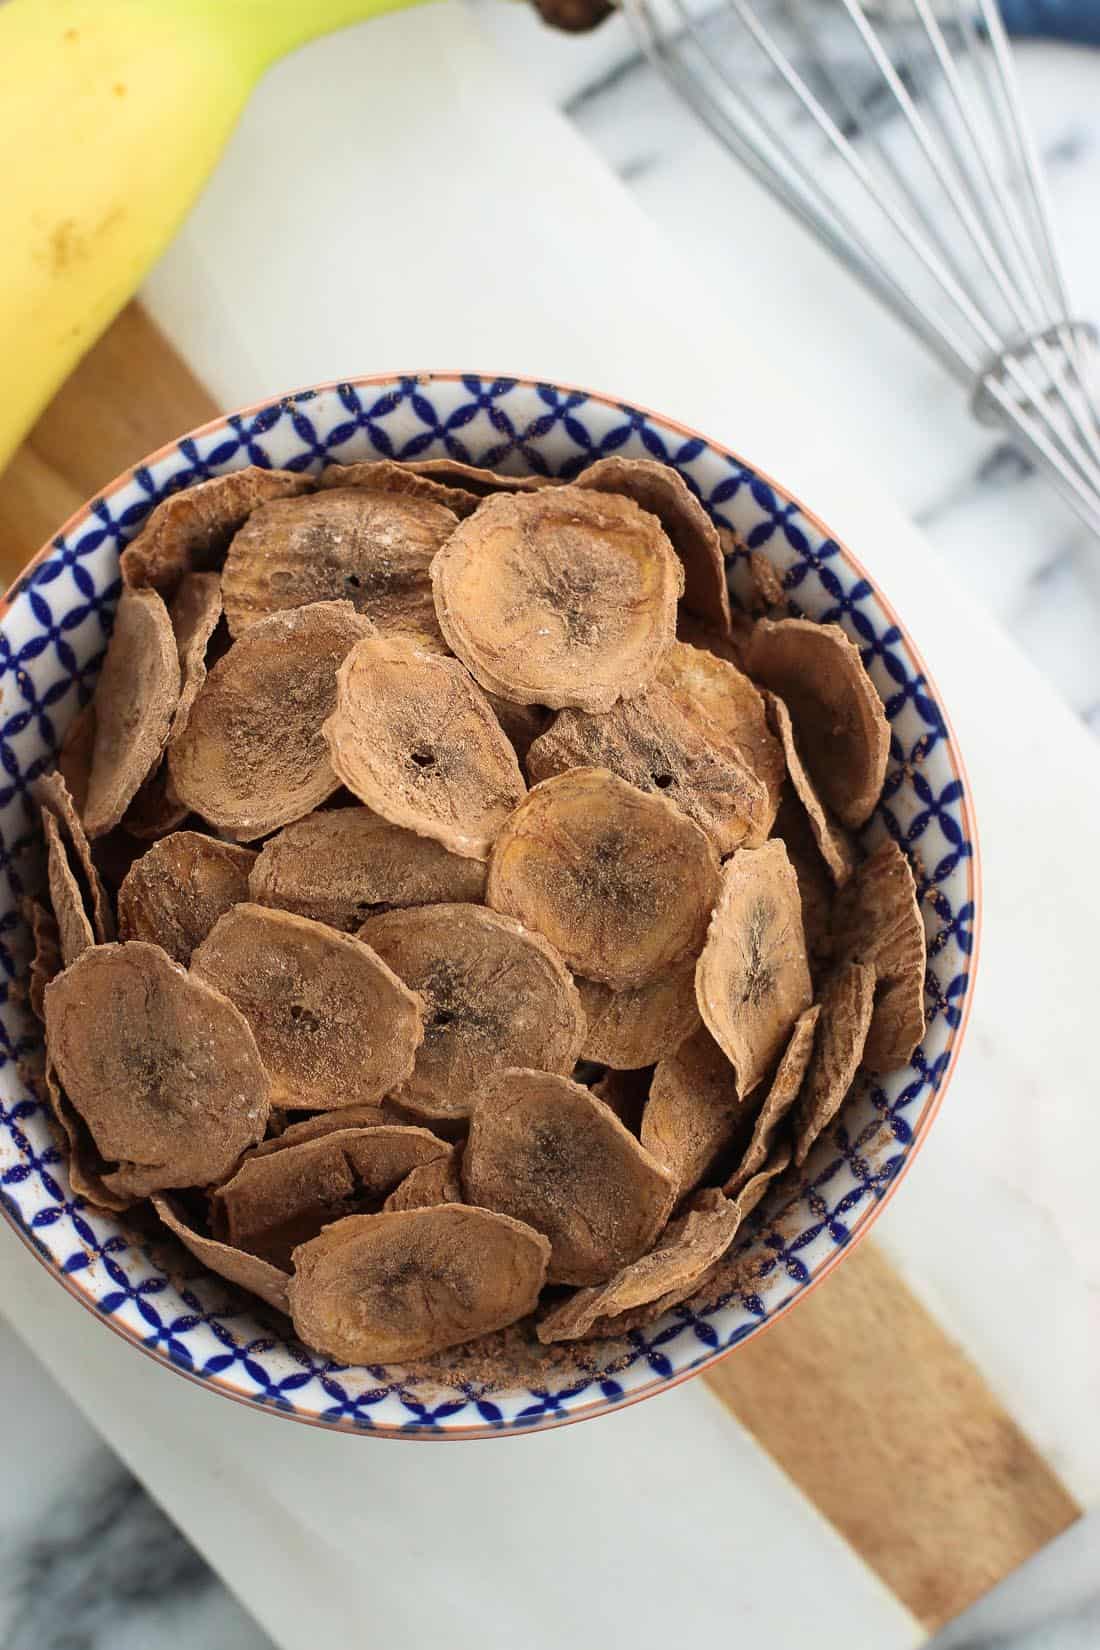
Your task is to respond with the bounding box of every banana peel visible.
[0,0,426,473]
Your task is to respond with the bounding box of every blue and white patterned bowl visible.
[0,373,978,1438]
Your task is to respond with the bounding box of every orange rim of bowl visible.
[0,369,982,1439]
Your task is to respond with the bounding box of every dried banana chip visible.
[84,586,181,838]
[43,1060,131,1212]
[56,701,95,815]
[34,770,115,943]
[42,809,94,966]
[287,1204,551,1363]
[152,1194,290,1315]
[484,693,550,764]
[190,904,423,1110]
[383,1147,463,1212]
[765,692,855,886]
[120,466,313,598]
[319,459,481,518]
[576,965,700,1070]
[44,941,270,1199]
[463,1069,676,1285]
[747,550,786,613]
[643,1025,757,1199]
[117,831,256,964]
[746,618,890,829]
[590,1066,652,1134]
[169,600,374,840]
[357,904,586,1122]
[124,571,223,839]
[404,458,557,496]
[696,840,813,1097]
[658,641,784,842]
[737,1139,792,1218]
[574,455,731,637]
[221,488,458,646]
[213,1124,448,1270]
[322,635,526,861]
[537,1188,742,1342]
[487,769,720,989]
[792,962,875,1164]
[832,838,927,1072]
[248,806,486,933]
[773,792,835,976]
[725,1005,819,1196]
[431,488,682,713]
[22,897,61,1022]
[525,687,767,856]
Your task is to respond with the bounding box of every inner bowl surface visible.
[0,373,978,1437]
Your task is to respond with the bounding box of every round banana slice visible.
[573,454,731,637]
[169,600,374,840]
[695,840,814,1098]
[764,691,854,886]
[117,831,256,965]
[463,1069,676,1285]
[357,904,586,1122]
[221,488,458,646]
[576,964,700,1071]
[120,466,313,597]
[153,1194,290,1315]
[213,1124,449,1270]
[526,687,766,856]
[84,586,181,838]
[249,806,486,933]
[643,1025,758,1200]
[322,635,526,861]
[287,1205,551,1363]
[791,962,875,1165]
[725,1005,819,1196]
[831,837,927,1072]
[488,769,719,989]
[746,617,890,829]
[43,941,270,1200]
[190,904,423,1111]
[319,459,481,518]
[431,488,682,712]
[537,1188,742,1342]
[382,1147,463,1213]
[41,809,94,967]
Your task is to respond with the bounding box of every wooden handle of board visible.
[0,306,1080,1636]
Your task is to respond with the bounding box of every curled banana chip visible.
[832,838,927,1073]
[118,832,255,965]
[792,962,875,1165]
[576,963,700,1071]
[120,467,312,597]
[153,1194,290,1315]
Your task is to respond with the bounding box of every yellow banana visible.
[0,0,426,473]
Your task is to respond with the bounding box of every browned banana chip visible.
[35,770,115,943]
[44,941,270,1198]
[169,600,374,840]
[725,1005,819,1196]
[383,1146,463,1212]
[22,897,61,1021]
[120,466,313,597]
[832,837,927,1072]
[488,769,720,989]
[773,792,835,975]
[213,1124,448,1269]
[82,587,180,838]
[658,642,784,841]
[696,840,813,1097]
[526,688,766,857]
[221,488,458,647]
[537,1188,743,1342]
[319,459,481,518]
[431,488,682,713]
[404,458,557,496]
[574,455,731,638]
[152,1195,290,1315]
[463,1069,675,1285]
[42,810,94,966]
[288,1204,551,1362]
[43,1060,131,1212]
[251,1105,391,1157]
[746,618,890,829]
[248,806,486,933]
[643,1025,757,1199]
[323,636,525,861]
[191,904,423,1110]
[124,571,224,839]
[357,904,586,1122]
[577,965,700,1071]
[792,962,876,1165]
[56,701,96,815]
[484,693,550,764]
[117,831,256,964]
[765,692,855,886]
[737,1139,792,1218]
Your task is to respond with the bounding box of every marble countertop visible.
[2,7,1100,1649]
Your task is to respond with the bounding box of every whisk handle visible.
[999,0,1100,45]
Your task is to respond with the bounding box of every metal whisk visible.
[622,0,1100,535]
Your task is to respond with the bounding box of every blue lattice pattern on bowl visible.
[0,374,977,1437]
